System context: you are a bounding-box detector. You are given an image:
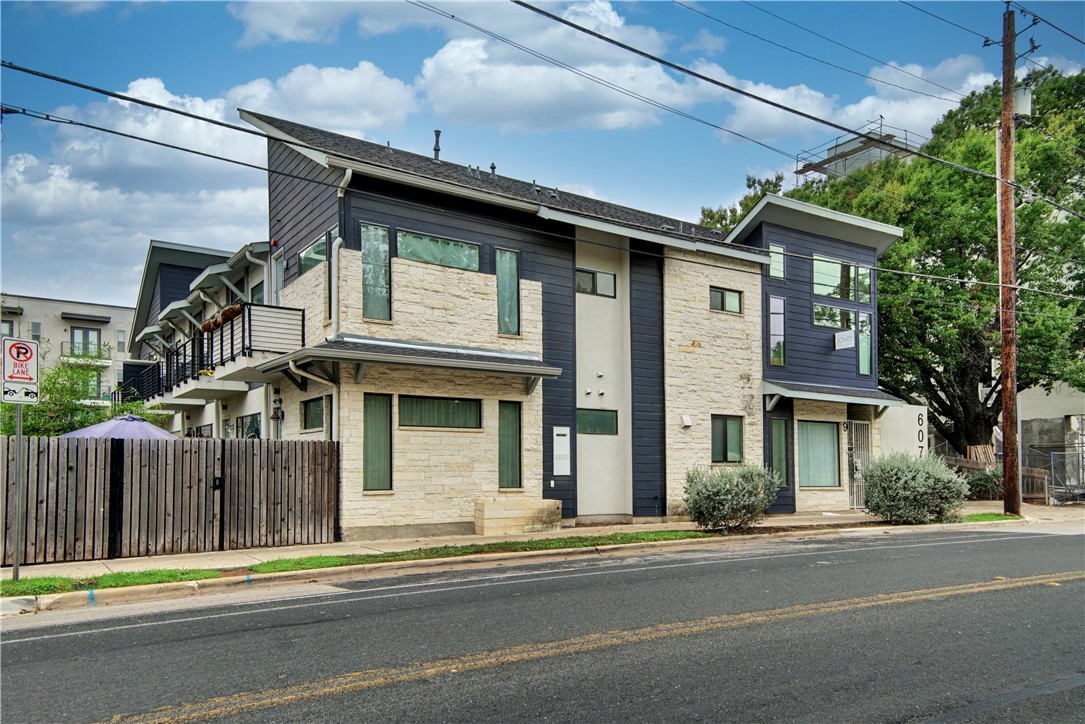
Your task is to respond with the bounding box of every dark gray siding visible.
[344,182,580,518]
[268,140,342,288]
[629,240,665,516]
[758,223,880,389]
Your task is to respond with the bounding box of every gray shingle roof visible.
[243,110,755,252]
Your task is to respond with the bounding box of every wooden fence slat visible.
[2,438,11,565]
[72,440,86,560]
[29,438,44,565]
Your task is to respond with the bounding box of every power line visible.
[899,1,1000,45]
[878,291,1085,323]
[509,0,1085,221]
[673,1,962,103]
[1011,2,1085,45]
[745,0,974,97]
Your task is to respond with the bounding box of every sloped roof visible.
[241,110,755,256]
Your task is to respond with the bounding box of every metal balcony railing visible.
[60,341,112,361]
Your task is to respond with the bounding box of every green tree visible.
[700,173,784,234]
[784,68,1085,454]
[2,358,171,437]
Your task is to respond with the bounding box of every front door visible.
[767,415,795,513]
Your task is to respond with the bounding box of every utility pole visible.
[999,5,1021,515]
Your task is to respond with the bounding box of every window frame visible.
[272,251,285,306]
[711,414,744,463]
[398,395,483,429]
[396,229,481,272]
[235,412,262,439]
[769,244,785,279]
[498,401,522,489]
[710,287,743,314]
[301,397,325,431]
[298,233,328,276]
[858,312,873,376]
[797,420,841,488]
[1,320,12,337]
[363,393,393,491]
[812,303,854,330]
[575,268,617,298]
[576,408,618,435]
[769,296,786,366]
[70,326,102,356]
[495,247,521,336]
[361,222,392,321]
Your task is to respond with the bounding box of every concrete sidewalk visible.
[4,501,1080,583]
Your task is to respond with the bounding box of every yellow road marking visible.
[107,570,1084,723]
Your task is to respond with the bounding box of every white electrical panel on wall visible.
[553,426,571,476]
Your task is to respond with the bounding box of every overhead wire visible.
[898,1,1000,44]
[1011,1,1085,45]
[672,1,962,103]
[509,0,1084,221]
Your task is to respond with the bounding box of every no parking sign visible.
[3,337,39,404]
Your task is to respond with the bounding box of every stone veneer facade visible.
[792,399,850,511]
[280,251,548,538]
[663,249,764,515]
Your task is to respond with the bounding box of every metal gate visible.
[847,420,872,509]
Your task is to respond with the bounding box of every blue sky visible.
[2,1,1082,306]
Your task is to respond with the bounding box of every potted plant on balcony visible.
[220,304,242,322]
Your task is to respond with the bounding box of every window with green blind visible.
[498,401,522,488]
[770,417,789,487]
[399,396,482,428]
[576,408,618,435]
[302,397,324,430]
[398,231,479,271]
[710,287,742,314]
[361,223,391,320]
[496,248,520,335]
[363,394,392,491]
[711,415,743,463]
[798,421,840,487]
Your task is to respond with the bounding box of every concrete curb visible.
[13,516,1033,614]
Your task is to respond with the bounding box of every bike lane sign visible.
[3,338,40,404]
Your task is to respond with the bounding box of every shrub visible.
[683,465,779,533]
[965,465,1003,500]
[863,454,968,524]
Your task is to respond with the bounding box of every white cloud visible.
[228,2,364,46]
[682,29,727,56]
[557,183,604,200]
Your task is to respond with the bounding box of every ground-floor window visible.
[798,421,840,487]
[301,397,324,431]
[498,401,521,489]
[770,417,789,487]
[711,414,743,463]
[364,394,392,491]
[399,396,481,428]
[236,413,261,439]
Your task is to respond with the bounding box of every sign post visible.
[4,338,40,581]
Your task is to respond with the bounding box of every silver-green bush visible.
[863,454,968,524]
[683,465,779,533]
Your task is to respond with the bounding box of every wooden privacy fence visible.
[1,437,338,566]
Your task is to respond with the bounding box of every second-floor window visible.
[813,304,853,329]
[272,253,285,305]
[576,269,616,298]
[712,414,743,463]
[398,231,480,272]
[496,248,520,335]
[858,312,872,376]
[769,296,786,366]
[813,256,872,304]
[299,225,338,277]
[1,320,12,337]
[70,326,101,356]
[250,281,264,305]
[361,223,391,320]
[769,244,785,278]
[710,287,742,314]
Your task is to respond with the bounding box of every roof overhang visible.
[764,380,903,408]
[727,194,903,257]
[257,336,562,393]
[190,263,235,292]
[61,311,111,323]
[536,207,768,265]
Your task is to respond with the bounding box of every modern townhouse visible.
[124,110,915,540]
[2,293,134,406]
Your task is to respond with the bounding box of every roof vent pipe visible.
[490,163,496,178]
[433,130,441,161]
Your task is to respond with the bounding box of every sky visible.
[1,0,1082,307]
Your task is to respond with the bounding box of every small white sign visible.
[3,338,40,405]
[834,330,855,350]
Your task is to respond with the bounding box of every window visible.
[398,231,480,271]
[577,408,618,435]
[116,329,126,351]
[190,424,213,439]
[236,413,261,439]
[30,321,41,342]
[813,304,853,329]
[496,248,520,335]
[798,421,840,487]
[223,418,234,439]
[361,223,391,320]
[711,415,743,463]
[769,296,786,366]
[399,396,481,428]
[575,269,616,298]
[858,312,872,376]
[710,287,742,314]
[363,394,392,491]
[499,401,522,489]
[1,320,12,337]
[770,418,789,487]
[769,244,785,279]
[812,256,855,300]
[857,267,872,304]
[250,281,264,305]
[302,397,324,430]
[272,253,285,305]
[116,368,124,386]
[70,326,101,356]
[299,235,327,276]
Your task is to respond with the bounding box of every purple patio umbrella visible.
[61,414,176,439]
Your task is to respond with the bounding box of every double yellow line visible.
[109,571,1083,723]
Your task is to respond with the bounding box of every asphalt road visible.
[2,527,1082,723]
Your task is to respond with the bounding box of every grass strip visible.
[1,531,710,597]
[963,512,1023,522]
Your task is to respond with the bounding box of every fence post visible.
[107,438,125,559]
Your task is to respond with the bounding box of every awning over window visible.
[764,380,903,408]
[257,335,562,393]
[61,312,111,323]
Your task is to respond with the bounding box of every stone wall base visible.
[342,521,474,541]
[475,499,563,535]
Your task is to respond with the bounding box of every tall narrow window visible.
[769,296,786,366]
[770,418,789,487]
[769,244,785,278]
[250,281,264,305]
[272,253,284,306]
[363,394,392,491]
[798,421,840,487]
[496,249,520,335]
[30,321,42,342]
[117,329,127,351]
[858,312,872,376]
[361,223,391,320]
[711,415,743,463]
[499,401,522,489]
[1,320,12,337]
[857,267,872,304]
